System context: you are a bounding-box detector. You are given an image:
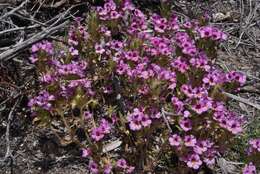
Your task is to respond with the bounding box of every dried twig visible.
[0,24,40,36]
[42,0,67,8]
[0,0,29,20]
[161,108,173,133]
[217,158,241,174]
[0,4,83,61]
[102,139,122,153]
[0,96,21,170]
[234,1,260,49]
[0,21,69,61]
[223,92,260,110]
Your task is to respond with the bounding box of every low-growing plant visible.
[28,0,257,173]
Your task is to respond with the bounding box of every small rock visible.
[213,12,231,22]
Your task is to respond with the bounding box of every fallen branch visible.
[0,4,85,61]
[42,0,67,8]
[0,24,41,36]
[0,21,69,61]
[223,92,260,110]
[102,139,122,153]
[0,0,29,20]
[161,108,173,133]
[0,96,21,170]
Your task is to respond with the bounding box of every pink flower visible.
[194,141,208,154]
[221,32,228,40]
[242,162,256,174]
[203,70,224,86]
[57,61,87,77]
[141,114,152,127]
[184,135,197,147]
[89,161,99,174]
[81,148,91,158]
[110,11,121,19]
[104,164,113,174]
[171,57,189,73]
[180,84,191,96]
[138,85,149,95]
[125,51,140,62]
[122,0,135,11]
[91,119,111,141]
[83,111,92,120]
[171,97,184,114]
[198,26,212,38]
[95,44,105,54]
[29,55,38,63]
[249,138,260,152]
[192,98,212,114]
[100,119,111,134]
[91,127,105,141]
[226,71,246,86]
[186,154,202,169]
[40,73,56,84]
[126,166,135,173]
[31,44,39,53]
[183,110,191,118]
[116,159,135,173]
[169,134,182,146]
[129,119,142,131]
[151,14,168,33]
[31,40,54,54]
[198,26,227,41]
[227,120,242,134]
[212,102,225,112]
[203,157,215,166]
[100,26,111,37]
[69,47,79,56]
[152,112,161,119]
[116,159,128,169]
[179,118,192,132]
[127,108,151,131]
[28,90,55,111]
[139,71,149,79]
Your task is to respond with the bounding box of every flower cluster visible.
[28,0,255,173]
[116,159,135,173]
[169,134,216,169]
[127,108,151,131]
[213,109,243,134]
[83,157,135,174]
[56,61,87,77]
[198,26,227,41]
[30,40,54,63]
[248,138,260,155]
[176,32,197,56]
[28,90,55,111]
[96,0,121,20]
[148,36,173,56]
[243,162,257,174]
[91,119,111,141]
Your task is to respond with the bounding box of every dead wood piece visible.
[223,92,260,110]
[102,139,122,153]
[0,20,69,61]
[0,0,29,20]
[42,0,67,8]
[161,108,173,133]
[0,24,40,36]
[0,96,21,168]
